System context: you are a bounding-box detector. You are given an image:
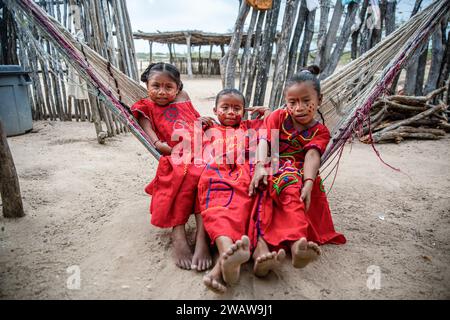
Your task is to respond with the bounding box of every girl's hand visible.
[300,180,314,212]
[156,141,172,156]
[198,116,216,129]
[246,106,270,119]
[249,163,268,196]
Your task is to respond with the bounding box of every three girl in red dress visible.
[133,63,345,294]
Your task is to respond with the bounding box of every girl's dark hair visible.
[285,65,321,96]
[215,88,246,107]
[140,62,183,91]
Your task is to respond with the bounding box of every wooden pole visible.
[253,0,281,106]
[424,26,445,94]
[224,0,250,88]
[269,0,300,108]
[245,10,266,107]
[168,43,173,64]
[208,44,213,76]
[321,2,359,79]
[297,6,317,68]
[239,7,258,92]
[314,0,332,66]
[351,0,368,60]
[198,45,203,75]
[0,120,25,218]
[185,33,193,78]
[321,0,344,70]
[149,41,153,63]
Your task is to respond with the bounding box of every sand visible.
[0,77,449,299]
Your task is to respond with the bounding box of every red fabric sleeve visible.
[242,119,264,130]
[131,99,152,122]
[303,124,330,156]
[263,108,285,142]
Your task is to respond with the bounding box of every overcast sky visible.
[127,0,240,53]
[127,0,433,54]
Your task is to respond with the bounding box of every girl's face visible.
[214,94,245,127]
[285,82,322,127]
[147,72,179,106]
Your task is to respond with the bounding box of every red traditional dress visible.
[131,98,204,228]
[197,120,264,248]
[261,108,346,248]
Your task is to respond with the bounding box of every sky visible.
[126,0,434,54]
[127,0,240,53]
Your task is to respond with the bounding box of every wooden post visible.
[198,45,203,75]
[0,120,25,218]
[269,0,300,108]
[402,0,424,95]
[149,41,153,63]
[297,6,316,68]
[239,7,258,92]
[168,43,174,64]
[384,0,396,36]
[321,0,344,70]
[245,9,266,107]
[351,0,368,60]
[185,32,193,78]
[424,26,445,94]
[314,0,332,66]
[253,0,281,106]
[224,0,250,88]
[208,44,213,76]
[321,2,359,79]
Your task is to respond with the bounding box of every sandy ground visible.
[1,77,449,300]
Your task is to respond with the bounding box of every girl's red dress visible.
[131,98,203,228]
[197,120,264,248]
[261,108,346,248]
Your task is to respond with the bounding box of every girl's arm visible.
[248,138,269,196]
[138,117,172,155]
[301,148,321,211]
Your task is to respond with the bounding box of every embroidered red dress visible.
[131,98,204,228]
[261,108,346,248]
[197,120,264,248]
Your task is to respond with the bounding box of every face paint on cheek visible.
[217,112,227,124]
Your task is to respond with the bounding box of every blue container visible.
[0,65,33,137]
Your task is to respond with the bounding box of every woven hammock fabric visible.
[5,0,450,167]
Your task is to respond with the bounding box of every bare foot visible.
[291,237,321,269]
[203,260,227,294]
[172,226,193,270]
[253,249,286,277]
[220,235,251,285]
[192,239,213,271]
[191,215,213,271]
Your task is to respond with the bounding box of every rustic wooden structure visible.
[223,0,450,117]
[133,30,263,77]
[1,0,138,142]
[362,84,450,143]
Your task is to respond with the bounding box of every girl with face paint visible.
[249,65,346,271]
[198,89,278,294]
[131,62,215,272]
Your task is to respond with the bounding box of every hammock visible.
[5,0,450,169]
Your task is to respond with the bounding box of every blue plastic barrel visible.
[0,65,33,137]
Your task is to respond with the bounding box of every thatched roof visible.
[133,30,254,46]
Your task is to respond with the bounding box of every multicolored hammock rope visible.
[4,0,450,171]
[6,0,161,160]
